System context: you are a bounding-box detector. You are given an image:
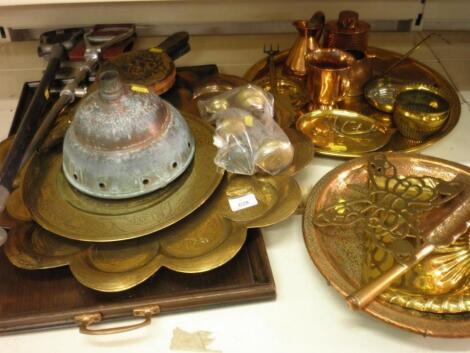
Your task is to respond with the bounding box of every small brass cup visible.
[393,88,450,141]
[305,48,355,110]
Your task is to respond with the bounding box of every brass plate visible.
[296,109,394,157]
[244,47,460,158]
[303,152,470,337]
[23,114,224,242]
[6,173,300,292]
[0,137,32,224]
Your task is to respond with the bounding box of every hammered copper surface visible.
[303,153,470,337]
[6,172,300,292]
[244,47,460,158]
[23,114,224,242]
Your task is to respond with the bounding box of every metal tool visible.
[263,44,280,95]
[0,26,135,246]
[380,33,439,77]
[0,28,84,215]
[347,190,470,310]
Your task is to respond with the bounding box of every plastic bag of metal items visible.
[212,107,294,175]
[198,84,274,124]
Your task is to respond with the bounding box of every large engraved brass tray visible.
[22,114,224,242]
[6,172,300,292]
[303,152,470,337]
[244,47,460,158]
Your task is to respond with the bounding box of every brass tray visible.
[22,114,224,242]
[303,152,470,337]
[296,109,394,157]
[6,173,300,292]
[244,47,460,158]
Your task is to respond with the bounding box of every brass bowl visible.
[394,87,450,141]
[364,77,404,113]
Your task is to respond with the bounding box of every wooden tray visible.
[0,228,274,334]
[0,66,275,334]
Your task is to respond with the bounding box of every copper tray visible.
[244,47,460,158]
[303,152,470,337]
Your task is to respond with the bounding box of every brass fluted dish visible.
[303,152,470,337]
[22,114,224,242]
[244,47,460,158]
[6,173,300,292]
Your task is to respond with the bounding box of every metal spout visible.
[99,70,123,101]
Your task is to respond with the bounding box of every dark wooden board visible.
[0,65,275,334]
[0,229,275,334]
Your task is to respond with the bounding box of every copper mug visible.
[305,48,355,110]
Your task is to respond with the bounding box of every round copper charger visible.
[303,152,470,337]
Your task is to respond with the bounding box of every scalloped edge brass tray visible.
[23,114,225,242]
[303,152,470,337]
[244,47,460,158]
[6,173,300,292]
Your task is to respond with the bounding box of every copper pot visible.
[323,10,370,51]
[345,49,372,97]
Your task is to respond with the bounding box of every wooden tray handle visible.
[75,305,160,335]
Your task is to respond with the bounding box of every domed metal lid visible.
[63,70,195,199]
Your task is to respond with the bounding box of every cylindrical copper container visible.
[323,10,370,51]
[305,48,355,110]
[345,49,372,96]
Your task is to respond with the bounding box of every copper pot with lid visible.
[62,70,195,199]
[323,10,370,52]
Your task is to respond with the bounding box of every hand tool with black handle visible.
[0,29,84,214]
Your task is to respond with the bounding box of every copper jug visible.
[323,10,370,52]
[284,11,325,77]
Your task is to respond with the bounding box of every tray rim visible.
[303,151,470,338]
[244,47,461,158]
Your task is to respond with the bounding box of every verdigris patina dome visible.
[63,70,195,199]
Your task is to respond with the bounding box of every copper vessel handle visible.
[311,11,325,41]
[75,305,160,335]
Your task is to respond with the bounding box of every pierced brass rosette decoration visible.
[304,152,470,335]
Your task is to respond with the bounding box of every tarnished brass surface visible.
[244,47,460,158]
[255,76,306,109]
[6,173,300,292]
[297,109,394,157]
[23,114,224,242]
[303,152,470,336]
[0,137,32,223]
